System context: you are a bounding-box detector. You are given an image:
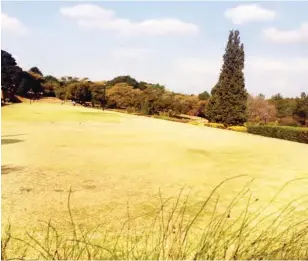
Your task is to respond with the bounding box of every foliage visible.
[152,114,189,123]
[17,71,44,96]
[247,125,308,144]
[293,92,308,126]
[269,93,297,119]
[279,116,301,127]
[90,83,107,108]
[66,81,92,105]
[247,94,277,124]
[227,126,247,132]
[1,50,23,96]
[198,90,210,100]
[107,75,139,89]
[207,30,248,126]
[29,66,43,76]
[204,123,226,129]
[188,121,202,126]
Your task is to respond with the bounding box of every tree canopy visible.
[198,91,210,100]
[1,50,23,94]
[207,30,248,126]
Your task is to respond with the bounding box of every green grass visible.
[2,102,308,259]
[1,103,120,123]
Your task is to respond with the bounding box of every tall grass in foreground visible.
[2,176,308,260]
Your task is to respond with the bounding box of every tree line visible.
[1,30,307,127]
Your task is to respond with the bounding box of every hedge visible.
[247,125,308,144]
[204,123,225,129]
[227,126,247,132]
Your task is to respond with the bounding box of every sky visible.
[1,1,308,98]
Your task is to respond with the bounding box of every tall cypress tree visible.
[207,30,248,126]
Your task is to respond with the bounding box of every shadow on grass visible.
[1,133,27,138]
[1,165,25,175]
[1,138,23,145]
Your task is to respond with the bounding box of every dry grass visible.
[1,102,308,259]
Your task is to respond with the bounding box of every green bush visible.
[247,125,308,144]
[204,123,226,129]
[188,121,202,126]
[227,126,247,132]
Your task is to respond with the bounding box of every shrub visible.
[152,115,189,123]
[247,125,308,144]
[279,116,301,127]
[204,123,226,129]
[126,107,135,114]
[188,121,202,126]
[227,126,247,132]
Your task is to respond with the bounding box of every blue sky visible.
[2,1,308,97]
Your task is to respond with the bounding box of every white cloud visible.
[1,12,28,36]
[173,56,308,97]
[224,4,276,25]
[246,56,308,72]
[60,4,115,20]
[264,22,308,44]
[60,4,199,36]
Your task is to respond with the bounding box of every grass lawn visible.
[1,102,308,259]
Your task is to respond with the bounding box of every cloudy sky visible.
[1,1,308,97]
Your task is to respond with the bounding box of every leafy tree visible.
[269,94,297,118]
[137,81,148,90]
[1,50,23,97]
[293,92,308,126]
[29,67,43,76]
[150,83,165,92]
[198,90,210,100]
[207,30,248,126]
[107,75,139,89]
[66,81,92,104]
[44,75,59,83]
[90,83,107,109]
[106,84,136,109]
[17,71,44,96]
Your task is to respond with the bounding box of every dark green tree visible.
[207,30,248,126]
[90,83,107,109]
[107,75,139,89]
[294,92,308,126]
[198,90,210,100]
[269,94,297,118]
[1,50,23,97]
[44,75,59,83]
[17,71,44,96]
[66,81,92,105]
[29,66,43,76]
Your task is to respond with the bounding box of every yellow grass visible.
[1,102,308,259]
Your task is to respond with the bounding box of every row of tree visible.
[1,29,307,126]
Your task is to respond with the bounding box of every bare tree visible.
[247,95,277,124]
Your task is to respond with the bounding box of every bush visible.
[152,115,189,123]
[188,121,202,126]
[126,107,135,114]
[204,123,226,129]
[227,126,247,132]
[279,116,301,127]
[247,125,308,144]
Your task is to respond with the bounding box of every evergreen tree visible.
[207,30,248,126]
[1,50,23,95]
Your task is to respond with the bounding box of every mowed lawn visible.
[2,102,308,233]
